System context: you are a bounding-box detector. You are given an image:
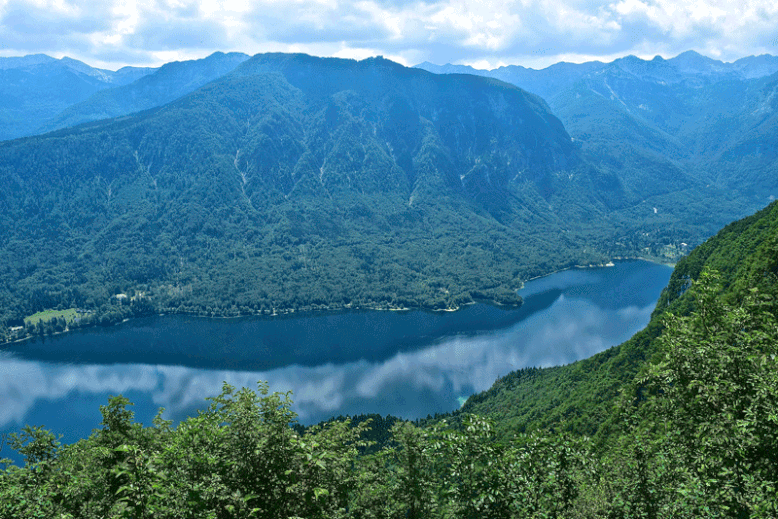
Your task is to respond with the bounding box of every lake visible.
[0,260,672,453]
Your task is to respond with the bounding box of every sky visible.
[0,0,777,71]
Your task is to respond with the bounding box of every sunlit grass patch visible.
[23,308,81,326]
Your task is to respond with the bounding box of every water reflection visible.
[0,261,672,451]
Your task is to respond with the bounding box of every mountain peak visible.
[0,53,57,70]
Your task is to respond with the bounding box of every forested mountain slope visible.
[0,53,751,339]
[418,51,778,206]
[0,53,605,335]
[455,199,778,440]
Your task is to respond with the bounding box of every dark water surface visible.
[1,260,672,450]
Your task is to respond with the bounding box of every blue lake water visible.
[0,260,672,455]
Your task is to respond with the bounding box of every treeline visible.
[2,273,776,517]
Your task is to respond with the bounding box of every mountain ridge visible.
[0,53,622,337]
[416,51,778,208]
[41,52,250,133]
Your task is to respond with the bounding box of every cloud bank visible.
[1,0,776,70]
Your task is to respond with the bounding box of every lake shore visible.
[1,258,671,347]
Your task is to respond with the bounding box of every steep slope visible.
[546,54,778,199]
[0,53,630,333]
[418,52,778,213]
[709,71,778,194]
[0,55,154,141]
[455,200,778,438]
[42,52,250,133]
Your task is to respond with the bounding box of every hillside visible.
[40,52,250,133]
[455,200,778,439]
[0,53,610,337]
[417,52,778,208]
[0,53,761,340]
[0,55,154,141]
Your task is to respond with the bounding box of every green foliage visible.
[2,296,777,519]
[634,271,778,517]
[3,54,778,517]
[453,201,778,444]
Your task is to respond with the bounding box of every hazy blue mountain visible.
[0,54,153,85]
[0,52,249,141]
[416,51,778,98]
[0,55,155,141]
[415,60,607,100]
[42,51,250,133]
[55,56,153,86]
[547,54,778,196]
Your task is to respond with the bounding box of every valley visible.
[0,260,671,460]
[1,50,777,517]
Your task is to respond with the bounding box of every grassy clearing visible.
[24,308,80,326]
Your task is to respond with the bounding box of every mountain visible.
[418,51,778,206]
[0,52,250,142]
[415,51,778,99]
[0,54,152,85]
[2,200,776,517]
[0,53,622,332]
[546,55,778,197]
[415,60,610,103]
[0,55,155,141]
[41,52,250,133]
[0,52,767,338]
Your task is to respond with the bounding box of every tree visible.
[641,270,778,517]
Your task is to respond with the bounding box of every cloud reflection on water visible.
[0,294,656,430]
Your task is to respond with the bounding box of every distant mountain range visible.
[0,52,249,141]
[416,51,778,100]
[40,52,250,134]
[0,54,153,141]
[0,51,776,334]
[415,51,778,198]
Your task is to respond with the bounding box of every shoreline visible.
[2,257,672,347]
[521,256,674,286]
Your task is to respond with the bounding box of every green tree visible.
[641,270,778,517]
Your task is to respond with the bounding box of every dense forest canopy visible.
[446,200,778,443]
[1,52,777,517]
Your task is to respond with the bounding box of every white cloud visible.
[1,0,777,69]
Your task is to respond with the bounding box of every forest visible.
[0,54,750,344]
[2,201,776,518]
